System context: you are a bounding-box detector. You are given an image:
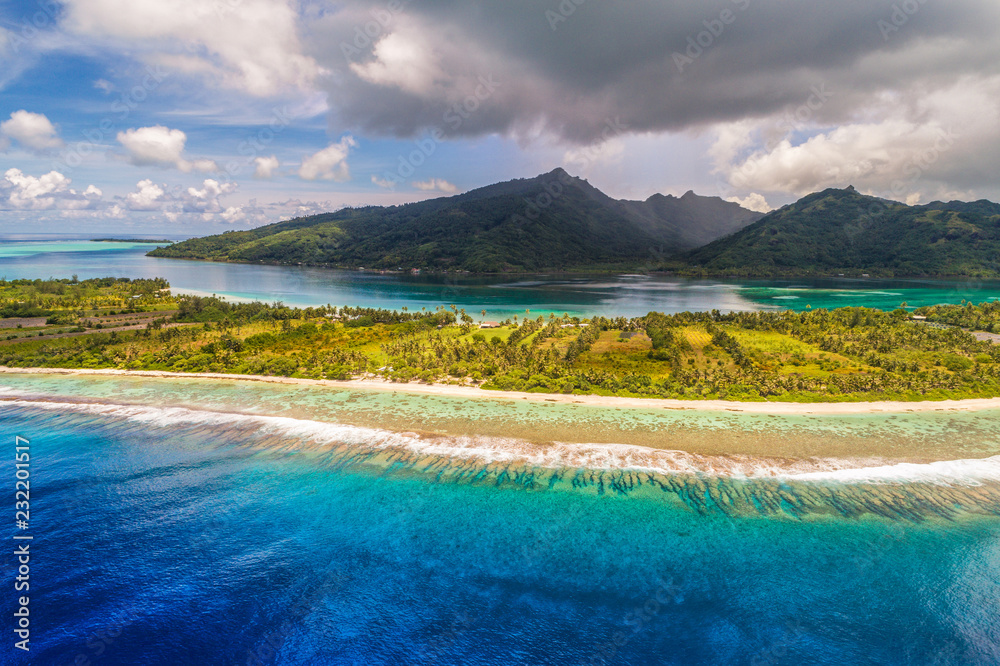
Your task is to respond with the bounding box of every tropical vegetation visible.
[3,278,1000,403]
[148,169,760,272]
[674,187,1000,277]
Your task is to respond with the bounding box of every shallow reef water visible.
[3,375,999,664]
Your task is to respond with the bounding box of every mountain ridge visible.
[150,173,1000,277]
[673,186,1000,277]
[148,168,763,272]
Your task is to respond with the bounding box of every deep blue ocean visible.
[3,398,999,665]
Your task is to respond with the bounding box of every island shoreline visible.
[3,366,1000,415]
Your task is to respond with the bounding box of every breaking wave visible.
[2,392,998,486]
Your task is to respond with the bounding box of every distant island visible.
[1,277,1000,404]
[148,168,1000,277]
[148,168,761,272]
[93,238,175,243]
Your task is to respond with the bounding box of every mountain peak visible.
[149,168,766,273]
[680,187,1000,277]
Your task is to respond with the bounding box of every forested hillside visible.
[675,187,1000,277]
[149,169,760,272]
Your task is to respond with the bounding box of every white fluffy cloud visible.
[3,169,70,209]
[121,177,238,216]
[0,110,64,151]
[350,31,443,97]
[712,75,1000,203]
[1,168,102,211]
[188,159,220,173]
[182,179,237,213]
[727,193,772,214]
[212,198,335,227]
[124,179,167,211]
[277,199,334,217]
[0,168,339,226]
[61,0,321,96]
[117,125,219,173]
[298,136,356,181]
[412,178,458,194]
[253,155,280,179]
[117,125,186,167]
[220,206,246,224]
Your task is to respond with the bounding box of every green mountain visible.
[148,169,761,272]
[674,187,1000,277]
[618,190,764,249]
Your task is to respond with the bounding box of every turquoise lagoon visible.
[1,240,1000,319]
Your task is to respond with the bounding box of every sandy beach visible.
[3,366,1000,415]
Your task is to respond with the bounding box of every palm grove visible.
[2,278,1000,402]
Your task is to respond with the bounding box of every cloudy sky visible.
[2,0,999,235]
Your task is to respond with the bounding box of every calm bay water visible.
[1,240,999,318]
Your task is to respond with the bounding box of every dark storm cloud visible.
[306,0,1000,142]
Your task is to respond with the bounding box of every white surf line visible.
[787,456,1000,486]
[5,393,998,485]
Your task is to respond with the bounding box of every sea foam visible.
[786,456,1000,485]
[2,392,998,486]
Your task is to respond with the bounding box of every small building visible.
[910,315,927,321]
[479,321,501,329]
